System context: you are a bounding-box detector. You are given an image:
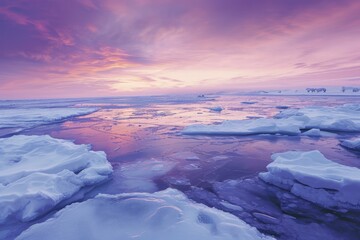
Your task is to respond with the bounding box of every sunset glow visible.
[1,0,360,99]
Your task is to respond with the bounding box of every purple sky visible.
[1,0,360,99]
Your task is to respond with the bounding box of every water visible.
[15,95,360,239]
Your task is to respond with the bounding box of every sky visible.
[1,0,360,99]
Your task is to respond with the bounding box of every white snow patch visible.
[0,135,112,223]
[17,189,274,240]
[259,150,360,210]
[340,138,360,151]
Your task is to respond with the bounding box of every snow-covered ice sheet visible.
[16,189,274,240]
[341,138,360,151]
[0,135,112,223]
[274,104,360,132]
[259,150,360,210]
[182,118,303,136]
[0,107,97,132]
[301,128,336,137]
[182,104,360,136]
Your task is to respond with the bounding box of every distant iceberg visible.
[259,150,360,211]
[183,104,360,136]
[16,189,274,240]
[0,135,112,223]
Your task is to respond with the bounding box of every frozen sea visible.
[1,94,360,240]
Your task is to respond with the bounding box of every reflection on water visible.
[24,95,360,240]
[25,95,360,190]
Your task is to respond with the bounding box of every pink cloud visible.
[0,0,360,99]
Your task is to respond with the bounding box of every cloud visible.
[0,0,360,98]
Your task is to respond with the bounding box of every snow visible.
[340,138,360,151]
[301,128,336,137]
[0,135,112,223]
[275,104,360,132]
[16,189,274,240]
[182,104,360,136]
[259,150,360,210]
[0,107,97,131]
[183,118,303,136]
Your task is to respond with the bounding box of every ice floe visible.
[16,189,274,240]
[301,128,336,137]
[0,135,112,223]
[0,107,97,132]
[209,106,223,112]
[340,138,360,151]
[183,118,303,136]
[275,104,360,132]
[259,150,360,211]
[183,104,360,136]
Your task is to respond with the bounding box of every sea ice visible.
[182,118,303,136]
[259,150,360,210]
[0,107,97,132]
[301,128,336,137]
[209,106,223,112]
[275,104,360,132]
[0,135,112,223]
[16,189,274,240]
[340,138,360,151]
[183,104,360,136]
[188,178,360,240]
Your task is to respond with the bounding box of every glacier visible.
[259,150,360,211]
[16,189,274,240]
[0,135,113,223]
